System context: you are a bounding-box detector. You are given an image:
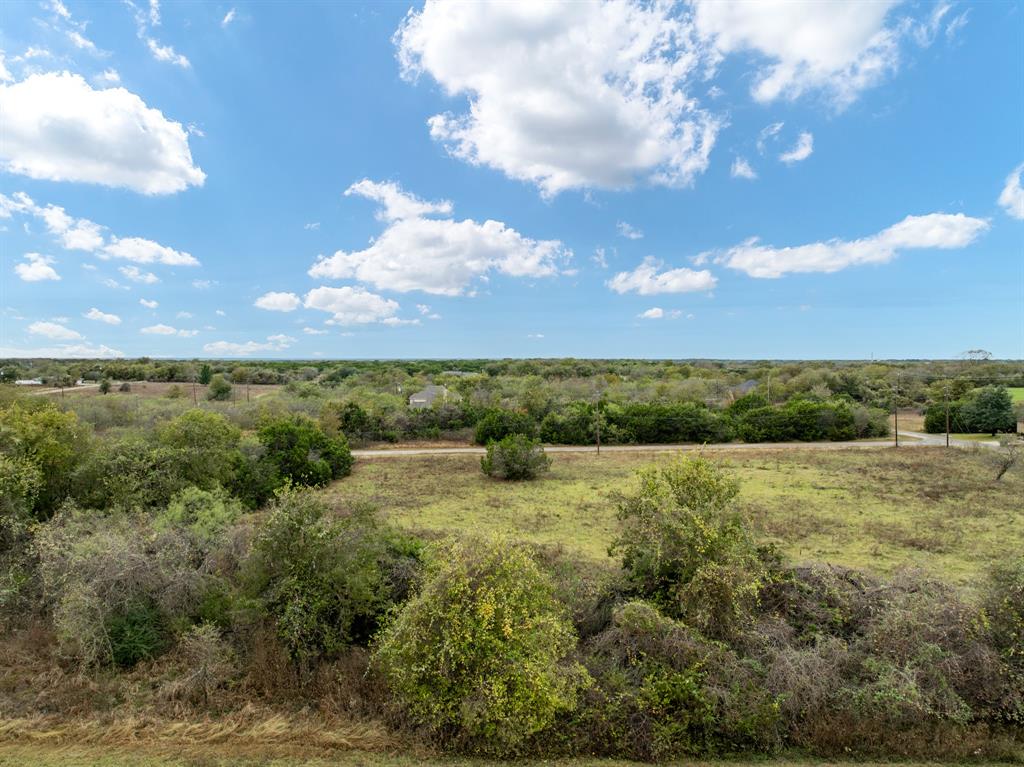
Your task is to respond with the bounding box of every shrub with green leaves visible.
[481,434,551,480]
[257,414,353,487]
[155,486,243,545]
[373,535,588,756]
[156,410,241,489]
[35,507,208,668]
[207,374,233,401]
[575,601,781,759]
[611,456,769,640]
[243,488,420,671]
[0,402,91,518]
[473,409,537,445]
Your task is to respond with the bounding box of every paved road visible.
[897,429,1000,448]
[352,433,1000,458]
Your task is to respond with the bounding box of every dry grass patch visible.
[325,446,1023,587]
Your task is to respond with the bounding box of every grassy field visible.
[2,746,1016,767]
[6,746,1015,767]
[326,446,1024,587]
[1009,387,1024,403]
[31,382,282,400]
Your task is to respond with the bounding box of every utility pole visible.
[595,403,601,455]
[766,373,772,405]
[192,372,198,405]
[893,374,900,448]
[944,383,950,448]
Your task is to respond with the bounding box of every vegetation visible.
[374,536,586,755]
[0,361,1022,764]
[925,385,1017,435]
[480,434,551,480]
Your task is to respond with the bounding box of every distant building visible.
[14,379,43,386]
[408,384,460,409]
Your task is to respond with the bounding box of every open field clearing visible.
[328,446,1024,586]
[27,382,283,400]
[1009,387,1024,403]
[2,744,1018,767]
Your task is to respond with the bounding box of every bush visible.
[474,409,537,445]
[608,402,731,444]
[574,601,781,759]
[611,456,768,640]
[257,414,353,487]
[155,486,243,545]
[242,489,420,671]
[737,399,856,442]
[984,557,1024,680]
[107,597,171,668]
[35,507,209,668]
[373,536,588,755]
[0,402,92,518]
[481,434,551,480]
[207,374,232,401]
[962,386,1016,435]
[157,409,242,489]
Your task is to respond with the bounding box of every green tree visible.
[962,386,1016,435]
[0,403,91,518]
[243,489,420,670]
[98,378,111,394]
[257,414,353,487]
[198,364,213,385]
[157,409,242,488]
[206,374,232,401]
[481,434,551,480]
[611,456,769,640]
[373,536,588,755]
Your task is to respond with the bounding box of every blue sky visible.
[1,0,1021,360]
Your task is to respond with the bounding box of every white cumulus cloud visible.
[639,307,664,319]
[998,163,1024,220]
[304,286,402,325]
[203,335,295,357]
[608,256,717,295]
[396,1,719,196]
[309,179,570,296]
[694,0,903,107]
[779,132,814,164]
[102,236,199,266]
[84,307,121,325]
[28,320,82,340]
[15,253,60,282]
[721,212,990,278]
[254,291,301,312]
[119,265,160,284]
[0,72,205,194]
[731,157,757,180]
[141,323,197,337]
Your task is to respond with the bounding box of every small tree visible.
[610,456,768,640]
[118,382,131,393]
[206,374,232,401]
[373,536,588,755]
[198,364,213,385]
[481,434,551,480]
[962,386,1016,435]
[98,378,111,395]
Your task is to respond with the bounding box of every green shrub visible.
[474,409,537,445]
[155,486,243,545]
[574,601,781,759]
[257,414,353,487]
[737,399,857,442]
[156,409,242,489]
[984,557,1024,682]
[0,402,92,518]
[35,508,208,668]
[962,386,1016,435]
[207,374,232,401]
[107,597,170,669]
[611,456,768,640]
[243,489,420,671]
[373,536,588,755]
[481,434,551,480]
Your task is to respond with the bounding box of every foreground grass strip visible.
[3,745,1019,767]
